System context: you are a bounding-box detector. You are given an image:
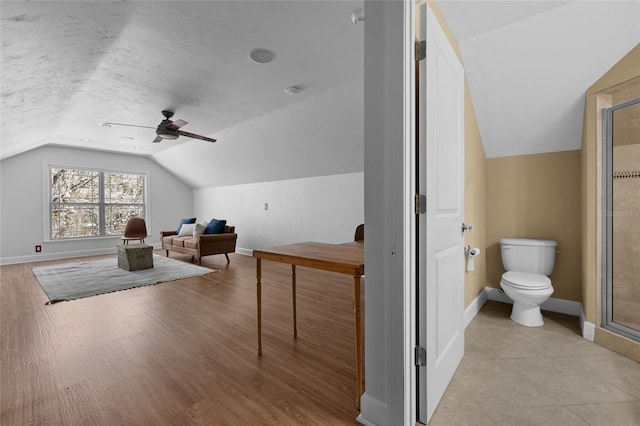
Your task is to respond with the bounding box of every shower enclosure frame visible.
[601,96,640,342]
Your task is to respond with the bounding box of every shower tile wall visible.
[612,125,640,331]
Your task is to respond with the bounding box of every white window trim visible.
[43,162,150,242]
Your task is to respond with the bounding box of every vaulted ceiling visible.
[437,1,639,158]
[2,1,638,188]
[1,1,365,187]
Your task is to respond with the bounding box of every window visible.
[49,167,146,239]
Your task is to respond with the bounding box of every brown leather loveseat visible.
[161,225,237,265]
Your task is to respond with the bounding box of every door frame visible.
[601,96,640,342]
[403,2,418,425]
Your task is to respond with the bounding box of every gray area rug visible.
[32,254,216,304]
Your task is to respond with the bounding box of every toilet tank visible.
[500,238,558,275]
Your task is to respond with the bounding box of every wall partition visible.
[602,96,640,342]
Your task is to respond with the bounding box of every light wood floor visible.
[1,252,363,425]
[8,252,640,425]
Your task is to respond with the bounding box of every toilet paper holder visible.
[464,246,481,272]
[464,246,480,256]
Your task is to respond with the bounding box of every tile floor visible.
[430,301,640,426]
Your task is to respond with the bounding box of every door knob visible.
[461,223,474,233]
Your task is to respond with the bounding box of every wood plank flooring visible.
[1,252,363,425]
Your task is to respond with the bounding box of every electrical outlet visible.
[35,245,42,253]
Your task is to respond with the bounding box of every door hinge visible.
[415,346,426,367]
[415,193,426,215]
[415,40,426,62]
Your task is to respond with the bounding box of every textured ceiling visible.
[2,1,639,188]
[1,1,364,173]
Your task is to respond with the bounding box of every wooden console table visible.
[253,241,364,409]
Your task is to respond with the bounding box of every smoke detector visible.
[284,86,302,96]
[350,8,364,25]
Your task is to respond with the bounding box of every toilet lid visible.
[502,271,551,290]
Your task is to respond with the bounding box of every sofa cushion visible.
[178,223,196,236]
[205,218,227,234]
[163,235,176,245]
[193,221,208,236]
[177,217,197,233]
[171,236,194,248]
[184,238,198,249]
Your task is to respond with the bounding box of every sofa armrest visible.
[161,230,178,238]
[197,233,238,256]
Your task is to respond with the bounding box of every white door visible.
[416,3,465,423]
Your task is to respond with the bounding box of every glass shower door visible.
[603,97,640,341]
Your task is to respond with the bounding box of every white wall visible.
[358,1,409,425]
[153,80,364,189]
[0,145,194,264]
[193,172,364,253]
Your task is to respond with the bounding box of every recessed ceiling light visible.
[249,48,275,64]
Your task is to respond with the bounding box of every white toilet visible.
[499,238,558,327]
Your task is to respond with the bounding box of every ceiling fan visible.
[101,110,217,143]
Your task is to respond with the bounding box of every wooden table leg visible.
[257,258,262,356]
[353,275,362,410]
[292,264,297,339]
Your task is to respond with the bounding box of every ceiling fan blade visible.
[166,119,188,130]
[178,130,217,143]
[101,122,155,129]
[152,136,163,143]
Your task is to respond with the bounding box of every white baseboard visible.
[541,296,582,317]
[478,286,594,341]
[485,286,582,317]
[235,247,253,256]
[580,306,596,341]
[485,286,512,304]
[0,243,163,266]
[357,392,388,426]
[464,288,488,329]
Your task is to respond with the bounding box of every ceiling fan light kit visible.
[155,126,179,140]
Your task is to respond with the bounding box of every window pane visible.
[49,168,146,240]
[51,168,100,203]
[105,205,144,235]
[51,205,99,238]
[105,173,144,204]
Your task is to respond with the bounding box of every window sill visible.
[43,236,124,243]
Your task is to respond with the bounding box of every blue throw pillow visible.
[205,218,227,234]
[177,217,197,233]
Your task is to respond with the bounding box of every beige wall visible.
[463,81,488,306]
[486,151,583,301]
[429,1,489,307]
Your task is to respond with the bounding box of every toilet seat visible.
[501,271,551,290]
